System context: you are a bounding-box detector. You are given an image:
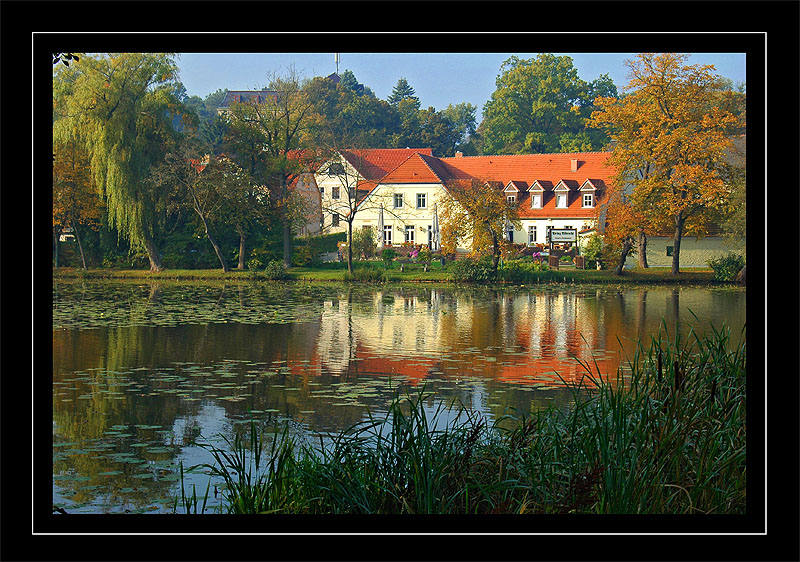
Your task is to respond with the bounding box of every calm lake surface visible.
[51,280,746,514]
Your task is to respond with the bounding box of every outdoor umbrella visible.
[431,202,440,252]
[377,205,384,249]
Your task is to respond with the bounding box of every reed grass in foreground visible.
[178,324,746,515]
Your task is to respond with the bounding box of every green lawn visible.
[53,262,720,285]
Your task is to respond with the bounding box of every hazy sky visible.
[176,52,747,115]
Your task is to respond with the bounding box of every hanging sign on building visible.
[550,228,577,242]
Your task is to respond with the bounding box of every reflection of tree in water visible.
[52,283,746,511]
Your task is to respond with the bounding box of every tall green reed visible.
[176,323,746,514]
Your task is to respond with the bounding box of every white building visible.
[313,149,614,254]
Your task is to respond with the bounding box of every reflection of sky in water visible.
[52,283,745,513]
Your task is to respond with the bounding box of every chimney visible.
[571,159,581,172]
[455,151,463,158]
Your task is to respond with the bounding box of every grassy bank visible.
[177,325,746,515]
[53,264,721,285]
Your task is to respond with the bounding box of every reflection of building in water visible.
[312,289,621,387]
[349,289,475,358]
[315,299,356,375]
[309,287,742,387]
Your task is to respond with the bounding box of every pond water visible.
[51,280,746,514]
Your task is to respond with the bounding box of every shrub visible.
[582,233,604,269]
[449,256,496,282]
[416,246,433,265]
[263,260,287,280]
[351,226,378,261]
[381,248,397,268]
[498,259,550,282]
[707,252,745,281]
[303,232,347,254]
[292,244,314,267]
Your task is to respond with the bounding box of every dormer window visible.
[554,180,575,208]
[531,193,542,208]
[506,194,516,204]
[579,180,600,209]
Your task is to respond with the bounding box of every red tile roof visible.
[341,148,434,181]
[437,152,614,187]
[378,152,446,184]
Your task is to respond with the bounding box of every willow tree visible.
[589,53,742,275]
[53,53,184,271]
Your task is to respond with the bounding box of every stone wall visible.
[626,236,745,268]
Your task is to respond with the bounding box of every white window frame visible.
[506,194,516,204]
[528,225,537,244]
[531,193,542,208]
[404,225,415,243]
[384,225,392,246]
[416,193,427,209]
[394,193,403,208]
[556,193,567,208]
[582,193,594,208]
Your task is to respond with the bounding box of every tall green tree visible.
[387,77,419,106]
[338,69,374,97]
[418,107,462,157]
[440,102,478,154]
[223,68,318,267]
[53,53,185,271]
[148,140,238,272]
[481,54,616,154]
[306,76,399,148]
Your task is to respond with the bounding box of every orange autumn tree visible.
[595,181,651,275]
[589,53,742,275]
[439,178,521,272]
[53,137,103,269]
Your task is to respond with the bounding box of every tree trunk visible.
[637,231,649,268]
[671,214,685,276]
[200,216,229,272]
[347,221,354,274]
[142,231,164,272]
[70,214,88,270]
[54,226,62,268]
[488,225,500,273]
[235,224,247,270]
[735,264,746,285]
[614,238,633,275]
[282,178,292,269]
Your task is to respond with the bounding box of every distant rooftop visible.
[218,90,279,108]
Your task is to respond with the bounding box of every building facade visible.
[313,149,614,254]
